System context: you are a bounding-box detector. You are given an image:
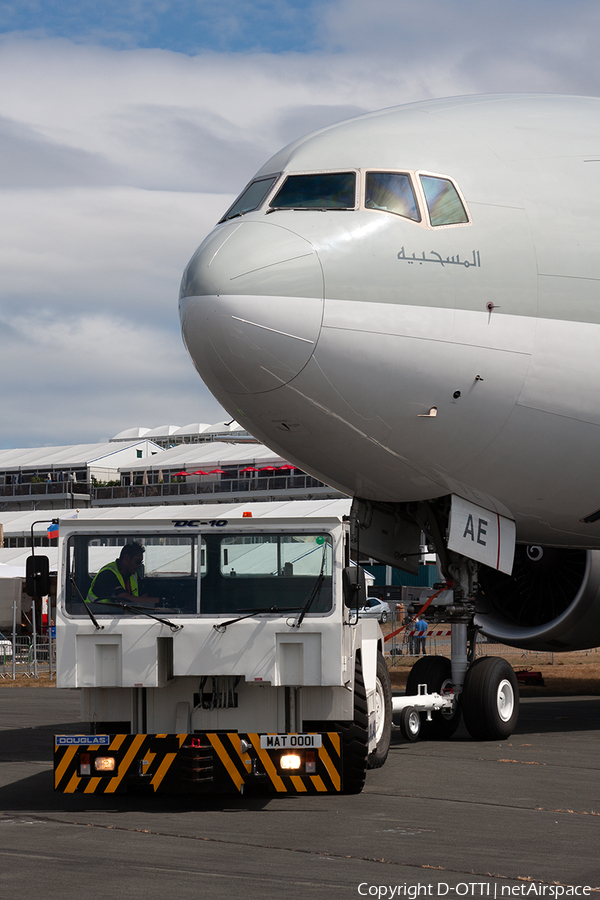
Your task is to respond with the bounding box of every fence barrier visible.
[382,609,600,665]
[0,633,54,680]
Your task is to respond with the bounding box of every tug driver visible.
[86,541,160,607]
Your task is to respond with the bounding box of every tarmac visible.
[0,688,599,900]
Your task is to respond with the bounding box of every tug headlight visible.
[280,753,302,770]
[94,756,116,772]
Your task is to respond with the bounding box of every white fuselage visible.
[180,94,600,550]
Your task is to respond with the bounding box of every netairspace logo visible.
[357,884,593,899]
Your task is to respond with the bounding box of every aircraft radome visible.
[180,94,600,738]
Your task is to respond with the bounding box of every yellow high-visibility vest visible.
[86,560,139,604]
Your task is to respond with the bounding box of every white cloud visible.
[315,0,600,95]
[1,7,600,447]
[0,185,229,446]
[0,309,227,445]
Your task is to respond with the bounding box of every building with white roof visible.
[109,420,255,447]
[0,440,162,512]
[96,441,343,507]
[110,427,152,441]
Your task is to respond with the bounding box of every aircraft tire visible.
[462,656,519,741]
[367,652,392,769]
[399,706,421,742]
[405,655,461,739]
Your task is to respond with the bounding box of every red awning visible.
[239,466,259,472]
[173,470,191,476]
[192,470,209,475]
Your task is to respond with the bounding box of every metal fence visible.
[0,482,90,498]
[0,633,55,680]
[385,623,451,661]
[94,474,336,502]
[382,609,600,665]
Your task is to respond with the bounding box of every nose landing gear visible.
[399,554,520,743]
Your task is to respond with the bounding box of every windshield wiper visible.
[295,572,325,628]
[267,207,329,214]
[71,575,103,630]
[295,541,328,628]
[213,606,302,633]
[88,600,183,632]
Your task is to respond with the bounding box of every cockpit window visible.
[220,176,279,222]
[420,175,469,226]
[270,172,356,210]
[365,172,420,221]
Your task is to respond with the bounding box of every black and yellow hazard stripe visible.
[54,732,343,795]
[54,734,187,794]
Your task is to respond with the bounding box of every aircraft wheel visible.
[405,656,461,739]
[399,706,421,742]
[367,652,392,769]
[462,656,519,741]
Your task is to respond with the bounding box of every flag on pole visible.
[47,521,59,540]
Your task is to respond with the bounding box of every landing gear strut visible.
[398,544,520,742]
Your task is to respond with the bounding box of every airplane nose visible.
[179,221,324,395]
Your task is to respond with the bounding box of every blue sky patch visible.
[0,0,321,54]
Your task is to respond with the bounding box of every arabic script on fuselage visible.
[397,247,481,268]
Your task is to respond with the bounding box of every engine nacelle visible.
[475,545,600,651]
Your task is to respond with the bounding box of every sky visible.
[1,1,600,448]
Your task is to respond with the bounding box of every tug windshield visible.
[64,532,332,618]
[65,535,199,616]
[200,533,333,615]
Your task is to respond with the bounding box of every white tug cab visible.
[49,501,392,796]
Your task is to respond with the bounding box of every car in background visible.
[358,597,391,624]
[0,631,13,659]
